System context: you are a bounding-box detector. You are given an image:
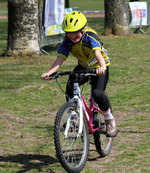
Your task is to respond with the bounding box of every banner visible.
[45,8,73,36]
[129,2,147,27]
[44,0,64,27]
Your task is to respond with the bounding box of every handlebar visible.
[45,69,96,80]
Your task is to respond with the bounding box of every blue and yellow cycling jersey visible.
[57,27,110,69]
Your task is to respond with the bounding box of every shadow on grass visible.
[88,155,102,161]
[0,154,58,173]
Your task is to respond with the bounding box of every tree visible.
[65,0,70,8]
[5,0,41,57]
[103,0,132,35]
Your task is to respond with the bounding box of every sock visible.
[102,110,114,121]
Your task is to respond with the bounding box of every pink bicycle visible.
[46,69,113,173]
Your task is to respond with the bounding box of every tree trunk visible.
[6,0,41,57]
[103,0,132,35]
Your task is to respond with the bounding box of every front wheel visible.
[54,102,89,173]
[93,110,113,157]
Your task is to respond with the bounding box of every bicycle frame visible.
[65,80,105,138]
[82,95,105,134]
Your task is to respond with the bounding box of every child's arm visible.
[94,49,106,75]
[41,56,64,79]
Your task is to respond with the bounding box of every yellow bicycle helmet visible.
[62,11,87,32]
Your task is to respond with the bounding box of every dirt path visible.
[1,109,149,173]
[85,13,105,18]
[0,16,7,19]
[0,13,105,19]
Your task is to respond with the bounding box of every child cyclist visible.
[41,11,118,137]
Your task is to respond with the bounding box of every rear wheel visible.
[93,110,113,157]
[54,102,89,173]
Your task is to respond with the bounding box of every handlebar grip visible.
[45,71,71,80]
[49,72,58,78]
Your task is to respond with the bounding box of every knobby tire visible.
[93,112,113,157]
[54,102,89,173]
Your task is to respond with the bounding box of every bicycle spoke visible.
[60,124,86,166]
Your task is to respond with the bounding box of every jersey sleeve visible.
[57,38,72,60]
[86,31,103,51]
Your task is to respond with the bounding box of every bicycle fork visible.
[64,96,84,139]
[64,82,84,138]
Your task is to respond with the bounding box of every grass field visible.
[0,1,150,173]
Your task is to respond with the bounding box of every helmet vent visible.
[65,19,67,26]
[70,18,73,23]
[74,19,78,26]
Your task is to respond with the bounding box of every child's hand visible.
[41,73,50,80]
[96,66,106,75]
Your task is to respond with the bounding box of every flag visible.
[129,2,147,27]
[44,0,64,27]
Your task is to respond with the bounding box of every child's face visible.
[66,31,83,44]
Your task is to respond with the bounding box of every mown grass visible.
[0,3,150,173]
